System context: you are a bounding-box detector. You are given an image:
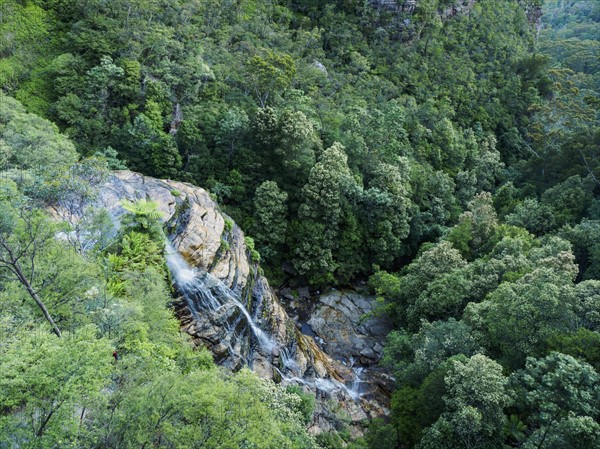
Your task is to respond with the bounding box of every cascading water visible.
[165,244,275,366]
[280,347,301,375]
[345,358,366,401]
[166,242,366,403]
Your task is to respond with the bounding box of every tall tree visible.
[511,352,600,449]
[252,181,288,264]
[419,354,512,449]
[292,142,356,284]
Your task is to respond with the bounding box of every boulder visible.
[308,289,393,365]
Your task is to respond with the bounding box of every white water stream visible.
[165,244,276,354]
[165,243,365,402]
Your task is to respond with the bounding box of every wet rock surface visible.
[283,287,395,432]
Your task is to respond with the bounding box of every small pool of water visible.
[299,321,319,339]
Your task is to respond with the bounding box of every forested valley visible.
[0,0,599,448]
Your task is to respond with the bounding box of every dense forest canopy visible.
[0,0,599,448]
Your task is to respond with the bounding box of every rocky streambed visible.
[95,171,393,435]
[282,288,395,433]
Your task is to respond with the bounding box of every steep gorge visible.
[96,170,392,434]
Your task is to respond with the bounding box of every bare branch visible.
[579,148,600,187]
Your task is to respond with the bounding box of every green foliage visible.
[374,192,598,448]
[244,236,261,263]
[119,231,165,271]
[293,142,357,284]
[510,352,600,449]
[286,385,316,425]
[371,241,467,329]
[548,329,600,372]
[0,191,102,335]
[220,237,230,252]
[465,268,578,369]
[0,151,317,449]
[246,50,296,107]
[361,160,412,267]
[253,180,288,265]
[418,354,512,449]
[390,361,452,448]
[363,418,399,449]
[0,325,112,442]
[446,192,498,259]
[120,199,164,241]
[506,197,558,235]
[93,146,127,170]
[2,0,561,286]
[0,1,51,91]
[224,216,234,232]
[3,0,599,446]
[0,93,78,174]
[384,319,481,385]
[316,431,346,449]
[87,367,316,449]
[561,220,600,280]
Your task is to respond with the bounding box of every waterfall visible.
[276,372,364,402]
[345,358,365,401]
[275,353,366,403]
[165,243,366,403]
[280,347,301,375]
[165,244,276,360]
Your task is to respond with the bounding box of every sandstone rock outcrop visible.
[97,171,247,287]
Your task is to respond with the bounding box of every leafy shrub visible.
[286,385,315,424]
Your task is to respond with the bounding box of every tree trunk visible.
[14,262,62,337]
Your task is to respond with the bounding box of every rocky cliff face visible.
[370,0,540,23]
[285,288,395,432]
[369,0,476,16]
[370,0,417,12]
[96,171,391,434]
